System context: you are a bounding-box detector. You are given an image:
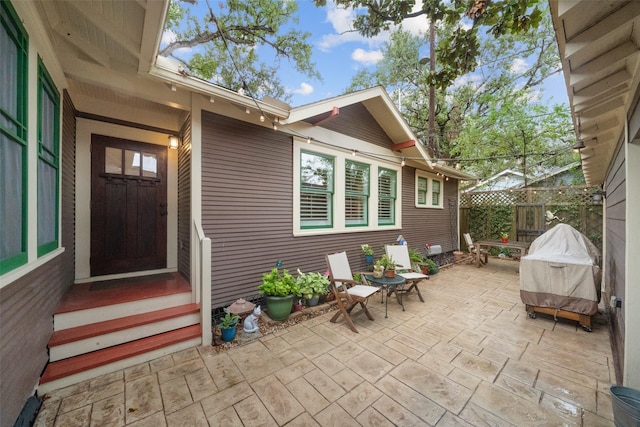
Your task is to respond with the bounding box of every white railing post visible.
[194,222,212,345]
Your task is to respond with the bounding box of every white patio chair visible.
[325,251,379,333]
[384,245,428,303]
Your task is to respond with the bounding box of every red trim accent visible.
[390,140,416,151]
[308,106,340,125]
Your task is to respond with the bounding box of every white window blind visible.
[300,151,334,228]
[345,160,369,226]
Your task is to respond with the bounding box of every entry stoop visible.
[39,273,202,394]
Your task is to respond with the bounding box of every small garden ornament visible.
[243,305,261,333]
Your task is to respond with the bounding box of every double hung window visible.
[378,168,396,225]
[345,160,369,226]
[415,171,443,208]
[37,58,60,256]
[300,151,334,228]
[1,0,28,273]
[294,140,400,235]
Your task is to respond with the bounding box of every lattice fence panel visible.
[460,185,603,253]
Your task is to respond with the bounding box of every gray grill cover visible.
[520,224,601,315]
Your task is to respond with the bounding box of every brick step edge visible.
[40,324,201,384]
[49,304,200,346]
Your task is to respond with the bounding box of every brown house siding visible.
[61,90,76,287]
[178,116,191,280]
[606,138,626,383]
[0,260,66,427]
[314,103,393,149]
[400,167,459,252]
[201,111,459,308]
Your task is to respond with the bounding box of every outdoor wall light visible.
[168,135,180,150]
[592,187,606,204]
[572,139,585,152]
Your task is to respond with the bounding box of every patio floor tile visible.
[35,261,617,426]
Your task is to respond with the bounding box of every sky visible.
[162,0,570,109]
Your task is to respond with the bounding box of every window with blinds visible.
[378,168,396,225]
[300,151,334,228]
[345,160,369,226]
[1,0,28,274]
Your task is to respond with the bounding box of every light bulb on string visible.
[260,115,265,122]
[306,137,311,144]
[401,157,406,167]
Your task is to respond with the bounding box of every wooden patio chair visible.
[325,251,379,333]
[464,233,488,265]
[384,245,428,303]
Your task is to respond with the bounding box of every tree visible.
[162,0,320,101]
[316,0,544,89]
[345,5,575,179]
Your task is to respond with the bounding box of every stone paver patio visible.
[35,260,615,426]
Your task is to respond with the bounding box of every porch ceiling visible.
[551,0,640,185]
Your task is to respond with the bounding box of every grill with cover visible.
[519,224,601,331]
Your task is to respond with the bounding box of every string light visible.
[306,137,311,144]
[260,114,265,122]
[401,157,406,167]
[272,122,278,131]
[351,149,357,156]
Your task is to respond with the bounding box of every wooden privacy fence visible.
[459,185,604,254]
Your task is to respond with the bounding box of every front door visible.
[91,134,167,276]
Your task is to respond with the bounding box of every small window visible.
[345,160,369,226]
[378,168,397,225]
[417,176,427,205]
[415,171,443,208]
[300,151,334,228]
[432,180,441,205]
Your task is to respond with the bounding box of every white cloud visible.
[511,58,529,73]
[293,82,314,96]
[317,2,388,52]
[351,48,383,66]
[161,30,176,48]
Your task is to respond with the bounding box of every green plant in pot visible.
[424,258,439,275]
[258,268,301,321]
[361,244,375,264]
[296,269,330,307]
[408,248,426,272]
[219,308,240,342]
[377,254,396,278]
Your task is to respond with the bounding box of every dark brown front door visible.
[91,134,167,276]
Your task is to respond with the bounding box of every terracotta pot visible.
[501,237,508,243]
[385,269,395,278]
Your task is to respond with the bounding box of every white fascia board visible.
[139,0,170,74]
[284,87,385,123]
[150,56,290,118]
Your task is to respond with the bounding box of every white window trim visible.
[293,138,402,236]
[415,170,444,209]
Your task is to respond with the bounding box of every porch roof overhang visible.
[551,0,640,186]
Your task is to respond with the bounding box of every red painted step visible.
[49,304,200,346]
[40,324,201,384]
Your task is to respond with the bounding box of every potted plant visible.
[372,259,384,278]
[361,244,375,264]
[377,254,396,278]
[296,269,330,307]
[501,232,509,243]
[218,308,240,342]
[258,268,301,321]
[424,258,439,275]
[408,248,425,272]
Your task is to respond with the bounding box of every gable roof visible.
[284,87,476,180]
